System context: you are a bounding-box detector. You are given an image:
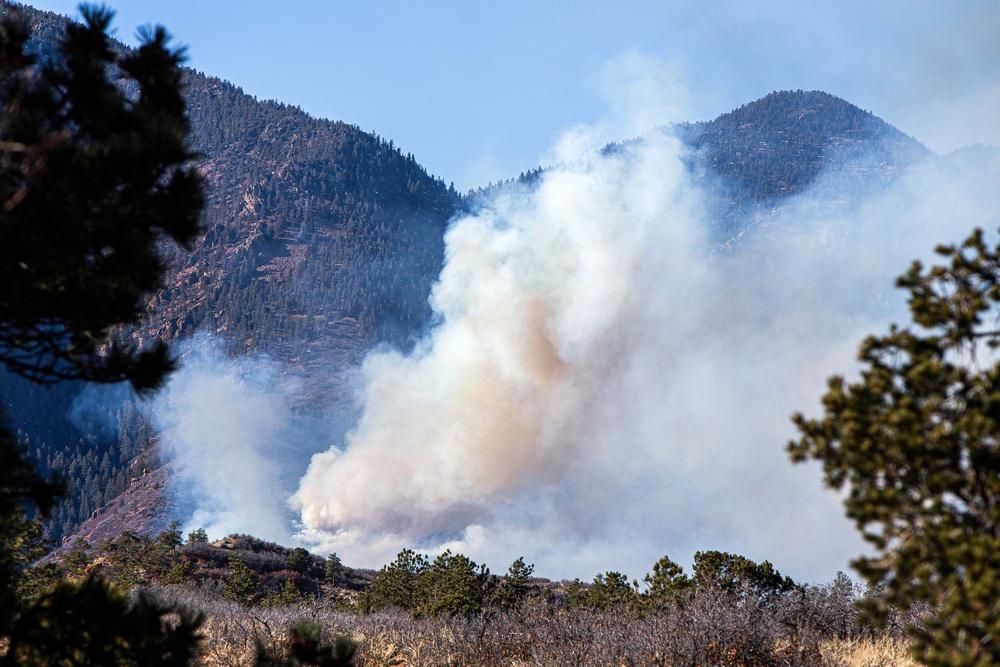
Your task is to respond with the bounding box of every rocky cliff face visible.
[140,72,459,409]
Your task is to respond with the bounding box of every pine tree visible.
[495,556,535,610]
[0,4,205,662]
[790,227,1000,666]
[223,555,261,605]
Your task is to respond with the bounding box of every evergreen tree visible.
[186,528,209,545]
[690,550,797,604]
[0,4,204,663]
[586,571,637,610]
[495,556,535,610]
[223,555,261,606]
[790,227,1000,666]
[358,548,427,612]
[158,520,184,552]
[0,4,203,389]
[642,554,690,604]
[412,550,491,618]
[324,552,344,586]
[287,546,312,573]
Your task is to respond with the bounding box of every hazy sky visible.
[24,1,1000,191]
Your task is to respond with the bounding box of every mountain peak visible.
[676,89,931,222]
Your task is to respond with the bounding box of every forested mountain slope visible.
[146,73,459,399]
[477,90,931,237]
[1,0,458,543]
[0,2,940,547]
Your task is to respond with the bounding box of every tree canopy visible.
[790,228,1000,666]
[0,4,205,664]
[0,4,203,392]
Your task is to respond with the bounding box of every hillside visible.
[0,3,938,548]
[146,73,459,400]
[1,0,458,544]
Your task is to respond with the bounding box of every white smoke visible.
[152,335,306,543]
[290,84,999,583]
[128,53,1000,583]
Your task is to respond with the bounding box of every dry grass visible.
[820,637,918,667]
[191,618,918,667]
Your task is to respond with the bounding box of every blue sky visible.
[25,1,1000,191]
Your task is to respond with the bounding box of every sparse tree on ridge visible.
[495,556,536,609]
[186,527,209,545]
[691,550,798,604]
[642,554,690,604]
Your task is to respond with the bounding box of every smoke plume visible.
[134,53,1000,582]
[152,335,329,543]
[290,107,997,582]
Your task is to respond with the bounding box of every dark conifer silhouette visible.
[0,4,205,664]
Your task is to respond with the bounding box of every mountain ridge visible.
[675,89,932,235]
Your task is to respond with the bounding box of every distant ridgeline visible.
[470,90,931,241]
[0,1,934,545]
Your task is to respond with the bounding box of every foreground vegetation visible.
[7,526,923,666]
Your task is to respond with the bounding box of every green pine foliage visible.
[359,548,495,618]
[0,3,207,663]
[261,579,302,608]
[358,548,428,612]
[642,554,690,604]
[494,556,536,610]
[287,547,313,573]
[791,227,1000,666]
[98,525,191,590]
[0,4,202,389]
[186,528,208,545]
[223,555,261,605]
[5,575,204,666]
[412,550,493,619]
[585,571,638,610]
[324,552,345,586]
[690,550,799,604]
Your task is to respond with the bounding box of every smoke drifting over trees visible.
[285,116,996,580]
[144,62,1000,583]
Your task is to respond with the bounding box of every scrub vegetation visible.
[9,528,925,667]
